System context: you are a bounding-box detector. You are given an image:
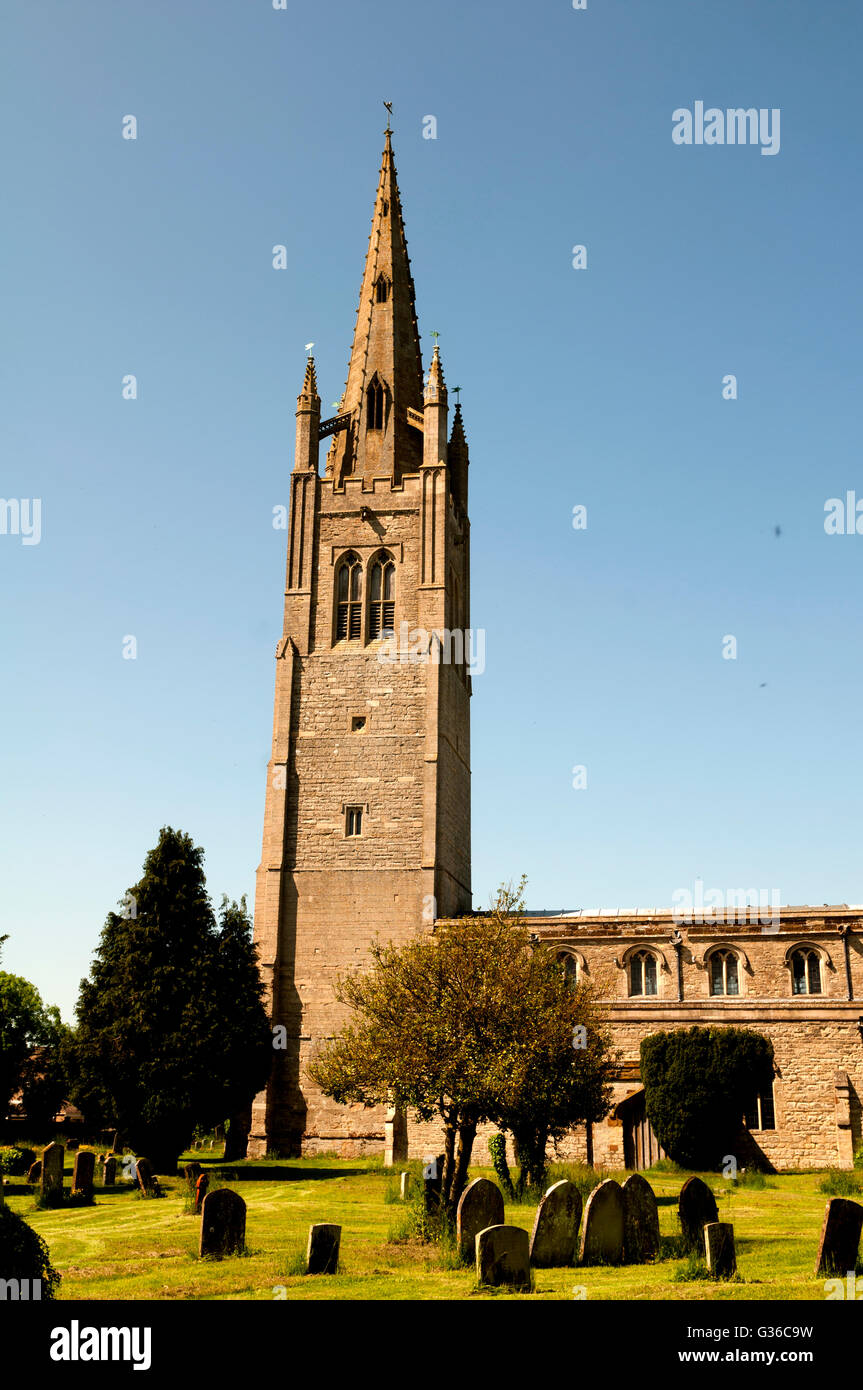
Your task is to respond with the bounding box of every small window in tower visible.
[345,805,363,837]
[351,716,366,732]
[369,553,396,638]
[375,276,389,303]
[366,378,385,431]
[335,552,363,641]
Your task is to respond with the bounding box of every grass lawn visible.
[3,1152,855,1301]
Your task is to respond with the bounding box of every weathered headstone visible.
[195,1172,210,1212]
[579,1178,625,1265]
[28,1161,42,1184]
[67,1138,80,1151]
[457,1178,505,1261]
[678,1176,719,1252]
[704,1221,737,1278]
[399,1171,411,1200]
[184,1161,202,1192]
[111,1131,122,1154]
[101,1156,117,1186]
[530,1179,582,1267]
[622,1173,661,1263]
[307,1223,341,1274]
[476,1224,531,1289]
[72,1150,95,1198]
[814,1197,863,1277]
[384,1104,408,1167]
[135,1157,155,1194]
[199,1189,246,1259]
[40,1142,64,1199]
[18,1148,36,1172]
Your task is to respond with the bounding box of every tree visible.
[73,827,272,1172]
[640,1025,775,1170]
[0,971,69,1125]
[309,880,616,1214]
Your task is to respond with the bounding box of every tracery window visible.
[791,948,821,996]
[630,950,657,997]
[335,552,363,640]
[369,553,395,638]
[709,949,740,997]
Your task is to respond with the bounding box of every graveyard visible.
[2,1142,861,1301]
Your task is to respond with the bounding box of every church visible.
[247,132,863,1173]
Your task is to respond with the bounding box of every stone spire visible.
[448,400,469,514]
[326,131,425,486]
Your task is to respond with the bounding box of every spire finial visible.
[383,100,393,132]
[453,384,462,403]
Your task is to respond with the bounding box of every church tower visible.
[248,131,472,1157]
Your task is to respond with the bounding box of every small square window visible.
[345,806,363,837]
[351,716,366,732]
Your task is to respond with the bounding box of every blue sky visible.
[3,0,862,1019]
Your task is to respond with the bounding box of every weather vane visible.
[383,100,393,131]
[453,384,462,402]
[431,329,440,345]
[305,341,314,355]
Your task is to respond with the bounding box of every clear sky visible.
[3,0,862,1020]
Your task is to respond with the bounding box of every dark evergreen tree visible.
[640,1025,774,1170]
[74,828,271,1172]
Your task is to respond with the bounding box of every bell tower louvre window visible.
[335,552,363,640]
[369,554,395,638]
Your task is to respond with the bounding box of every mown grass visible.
[2,1150,856,1301]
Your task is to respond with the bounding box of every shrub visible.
[488,1133,515,1199]
[641,1027,774,1171]
[0,1146,35,1177]
[818,1169,862,1197]
[0,1206,62,1298]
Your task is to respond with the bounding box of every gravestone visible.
[195,1172,210,1213]
[814,1197,863,1276]
[307,1223,341,1274]
[135,1157,156,1194]
[184,1161,202,1192]
[384,1104,408,1168]
[704,1222,736,1278]
[111,1131,122,1154]
[622,1173,661,1263]
[457,1178,505,1261]
[18,1148,36,1172]
[476,1225,531,1289]
[422,1153,445,1212]
[678,1176,719,1252]
[199,1189,246,1259]
[529,1180,582,1267]
[101,1156,117,1186]
[399,1172,411,1200]
[67,1138,80,1151]
[579,1179,625,1265]
[72,1150,95,1198]
[28,1161,42,1184]
[40,1142,64,1199]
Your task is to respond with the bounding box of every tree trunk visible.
[439,1121,456,1205]
[447,1117,477,1214]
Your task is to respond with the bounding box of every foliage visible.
[853,1147,863,1171]
[73,828,273,1172]
[0,970,72,1127]
[0,1145,36,1177]
[818,1168,862,1196]
[641,1026,775,1171]
[310,877,615,1215]
[0,1206,62,1298]
[488,1133,515,1199]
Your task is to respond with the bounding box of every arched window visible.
[335,552,362,640]
[791,948,822,996]
[366,377,385,430]
[709,949,739,997]
[630,951,657,997]
[557,953,579,991]
[375,276,389,303]
[369,554,395,638]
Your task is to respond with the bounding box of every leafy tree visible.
[640,1026,775,1170]
[73,827,272,1172]
[309,880,615,1214]
[0,970,69,1126]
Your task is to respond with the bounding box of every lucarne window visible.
[630,951,657,997]
[369,554,395,638]
[335,552,362,640]
[791,948,822,996]
[710,950,740,997]
[366,377,385,430]
[375,276,389,303]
